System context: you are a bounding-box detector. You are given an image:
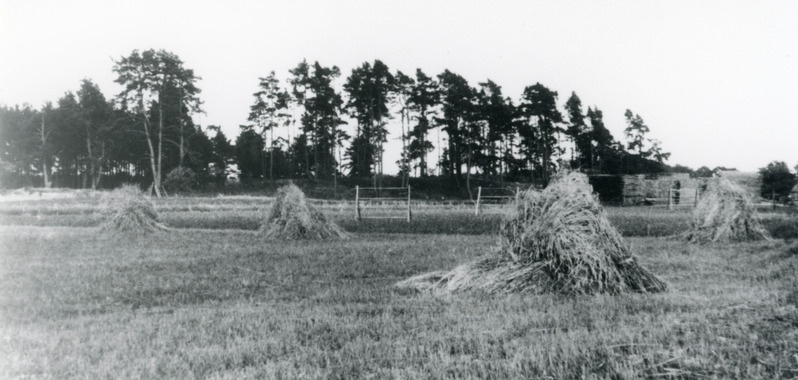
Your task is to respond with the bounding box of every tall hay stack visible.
[99,185,166,234]
[396,172,667,295]
[684,179,769,244]
[260,184,349,240]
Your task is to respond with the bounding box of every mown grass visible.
[1,224,798,378]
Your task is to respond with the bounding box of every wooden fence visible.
[346,185,706,221]
[354,186,412,222]
[638,187,701,209]
[474,186,520,215]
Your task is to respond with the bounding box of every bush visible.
[164,167,198,194]
[759,161,796,201]
[764,218,798,240]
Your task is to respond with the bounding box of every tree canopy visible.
[1,53,689,194]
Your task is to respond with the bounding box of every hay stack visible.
[684,179,769,244]
[396,172,667,295]
[100,185,166,234]
[260,184,348,240]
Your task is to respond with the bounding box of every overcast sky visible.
[1,0,796,173]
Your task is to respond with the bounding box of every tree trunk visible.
[42,162,51,188]
[455,125,462,178]
[447,124,455,176]
[86,133,94,189]
[269,126,274,183]
[156,99,164,195]
[437,127,442,176]
[178,89,184,168]
[379,144,384,189]
[304,142,310,179]
[466,148,473,200]
[372,128,378,190]
[40,113,51,188]
[312,115,318,180]
[287,121,293,177]
[140,99,161,197]
[419,115,427,177]
[333,143,338,196]
[93,141,105,189]
[179,125,184,168]
[500,137,508,187]
[401,109,410,187]
[419,131,426,177]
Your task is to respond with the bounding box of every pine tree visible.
[248,71,291,182]
[343,60,394,187]
[393,70,415,185]
[114,49,201,196]
[517,83,563,185]
[563,92,587,168]
[624,109,649,156]
[435,70,473,183]
[407,69,440,177]
[289,60,346,181]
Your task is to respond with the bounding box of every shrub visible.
[759,161,795,200]
[163,167,198,194]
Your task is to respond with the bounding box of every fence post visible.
[355,185,361,221]
[668,188,673,210]
[773,190,777,210]
[406,185,412,222]
[694,188,699,208]
[475,186,482,216]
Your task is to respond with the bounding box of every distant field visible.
[1,195,796,238]
[1,195,798,378]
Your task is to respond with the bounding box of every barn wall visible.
[621,173,706,206]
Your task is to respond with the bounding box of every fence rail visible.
[354,186,412,222]
[626,187,702,209]
[474,186,520,215]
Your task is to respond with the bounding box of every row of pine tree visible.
[0,49,672,194]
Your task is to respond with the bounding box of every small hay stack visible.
[99,185,166,234]
[260,184,349,240]
[396,172,667,295]
[684,179,769,244]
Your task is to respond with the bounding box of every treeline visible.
[0,49,674,194]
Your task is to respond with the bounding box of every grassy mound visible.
[99,185,166,234]
[684,179,769,244]
[260,184,349,240]
[396,172,667,295]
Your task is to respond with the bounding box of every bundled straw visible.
[260,184,349,240]
[684,179,769,244]
[396,172,667,295]
[99,185,166,234]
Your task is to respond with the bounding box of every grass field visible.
[2,195,796,237]
[2,195,798,378]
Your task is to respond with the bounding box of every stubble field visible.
[1,195,798,378]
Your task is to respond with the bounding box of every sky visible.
[1,0,796,173]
